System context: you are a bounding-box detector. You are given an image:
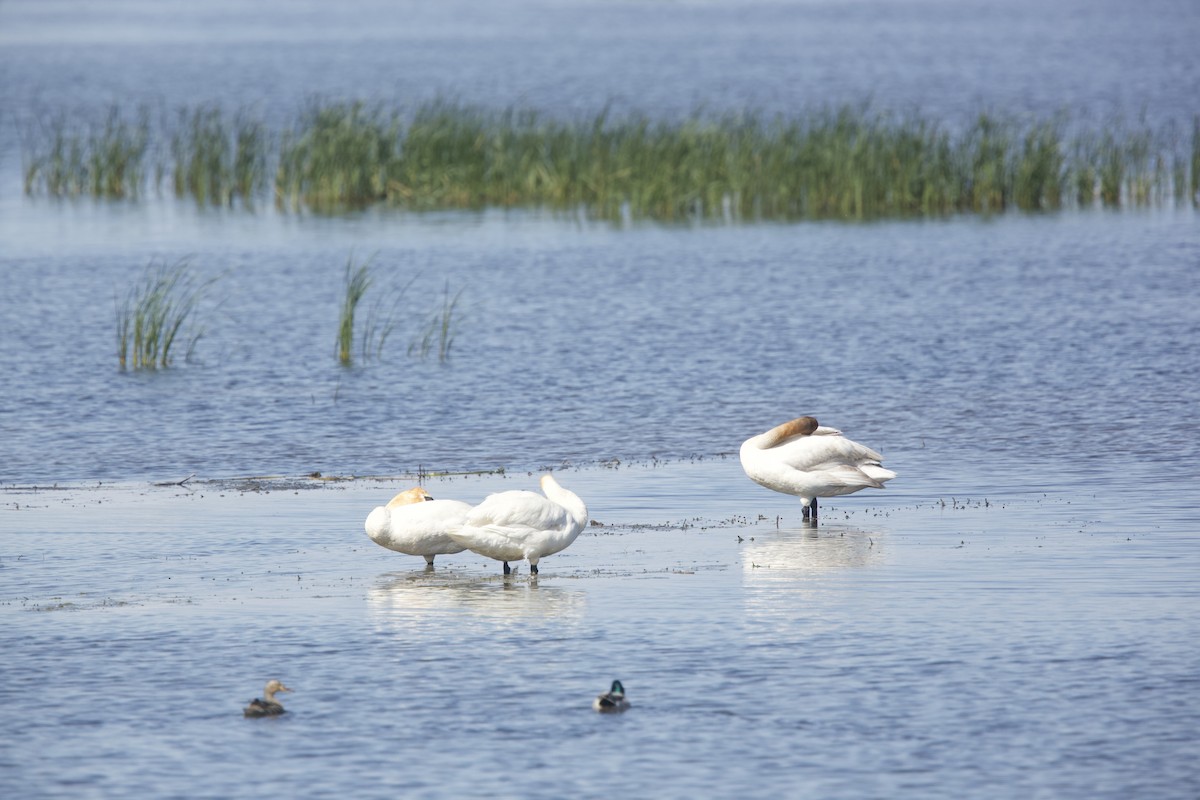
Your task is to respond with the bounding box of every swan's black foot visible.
[503,562,512,575]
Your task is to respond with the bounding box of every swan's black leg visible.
[530,563,539,575]
[503,561,511,575]
[802,503,811,521]
[812,497,819,518]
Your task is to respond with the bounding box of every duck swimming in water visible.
[449,474,588,575]
[364,486,472,566]
[243,679,293,717]
[593,680,630,713]
[740,416,896,520]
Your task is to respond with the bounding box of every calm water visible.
[2,466,1198,799]
[1,1,1198,797]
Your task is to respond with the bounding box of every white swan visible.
[364,486,471,566]
[449,474,588,575]
[740,416,896,520]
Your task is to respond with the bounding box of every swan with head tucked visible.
[243,679,293,717]
[593,680,631,713]
[449,474,588,575]
[364,487,472,566]
[740,416,896,520]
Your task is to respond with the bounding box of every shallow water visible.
[3,464,1198,799]
[2,2,1199,797]
[2,209,1198,490]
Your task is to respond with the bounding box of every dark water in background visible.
[1,0,1198,132]
[1,2,1199,798]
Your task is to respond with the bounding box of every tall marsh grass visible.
[335,254,447,365]
[337,256,374,366]
[23,108,149,198]
[282,102,1197,219]
[277,102,398,210]
[116,260,212,370]
[170,106,268,206]
[21,99,1199,216]
[409,281,463,363]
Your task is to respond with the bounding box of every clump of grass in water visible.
[24,107,149,198]
[337,256,374,366]
[170,106,268,205]
[22,99,1194,217]
[1013,120,1065,210]
[336,254,417,365]
[409,281,464,363]
[233,112,269,204]
[1191,116,1200,204]
[116,259,212,370]
[276,102,398,211]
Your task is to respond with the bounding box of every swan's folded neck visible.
[750,416,819,450]
[540,475,588,526]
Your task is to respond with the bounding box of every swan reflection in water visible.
[741,525,883,583]
[367,569,585,629]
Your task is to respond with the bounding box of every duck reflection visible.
[741,525,882,581]
[367,569,585,628]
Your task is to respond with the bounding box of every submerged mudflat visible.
[3,461,1196,799]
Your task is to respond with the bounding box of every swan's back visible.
[365,494,472,556]
[741,416,896,499]
[466,490,572,532]
[453,477,587,561]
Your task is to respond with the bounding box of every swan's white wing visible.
[467,490,570,529]
[393,499,472,538]
[816,464,889,490]
[452,490,571,557]
[770,434,884,471]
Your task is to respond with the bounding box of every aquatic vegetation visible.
[335,253,417,365]
[170,106,268,206]
[337,255,374,365]
[23,107,149,198]
[409,280,463,363]
[116,259,212,370]
[276,102,398,211]
[1193,117,1200,203]
[20,99,1198,218]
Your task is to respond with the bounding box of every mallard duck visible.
[740,416,896,520]
[593,680,630,713]
[243,679,293,717]
[449,474,588,575]
[364,486,472,566]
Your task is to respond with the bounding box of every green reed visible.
[170,106,268,205]
[24,108,149,198]
[335,254,421,365]
[337,255,374,365]
[116,259,212,370]
[277,102,398,210]
[21,99,1196,217]
[409,281,463,363]
[1192,117,1200,203]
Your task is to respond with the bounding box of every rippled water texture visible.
[1,1,1198,798]
[3,466,1198,799]
[2,212,1198,491]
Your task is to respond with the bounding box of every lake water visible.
[1,1,1198,798]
